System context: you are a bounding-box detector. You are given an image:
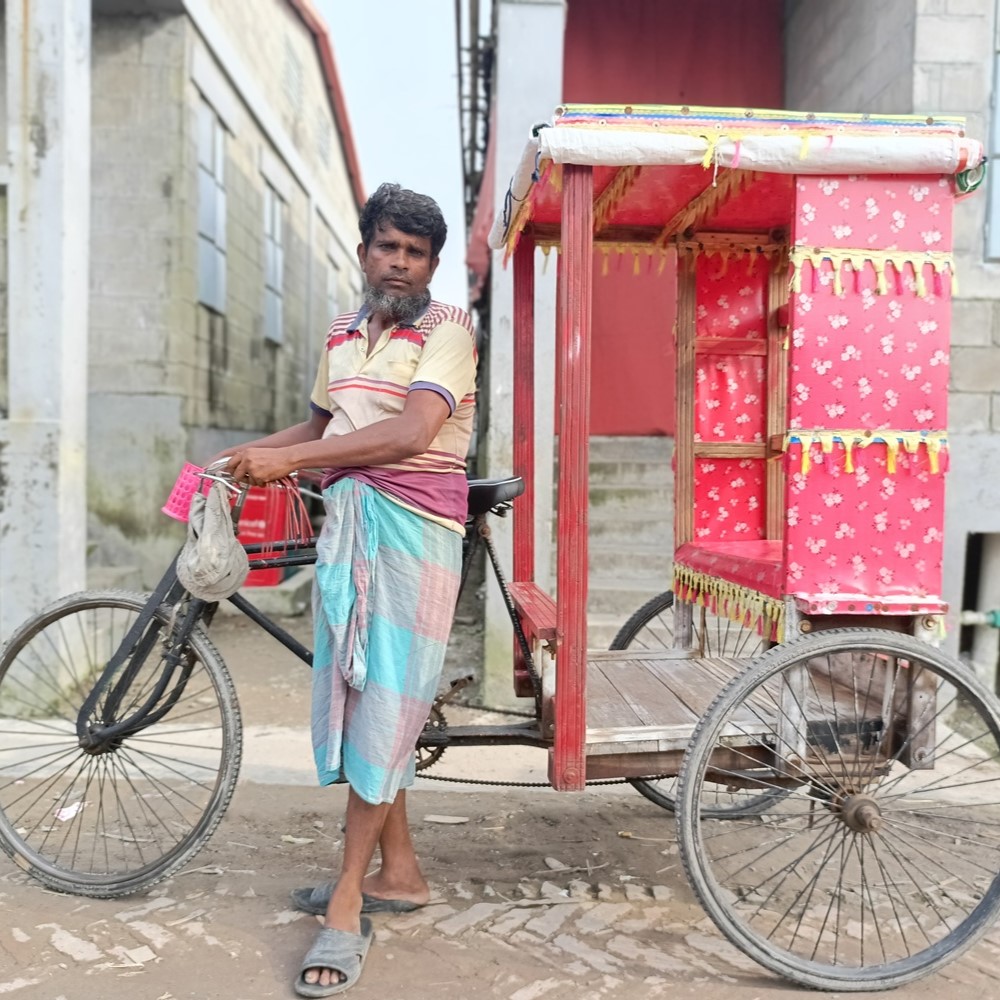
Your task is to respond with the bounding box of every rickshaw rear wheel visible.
[677,627,1000,991]
[612,590,784,818]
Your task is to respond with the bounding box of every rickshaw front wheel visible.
[677,627,1000,990]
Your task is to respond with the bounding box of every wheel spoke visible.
[0,594,239,895]
[678,628,1000,989]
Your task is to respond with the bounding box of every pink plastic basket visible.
[162,463,208,522]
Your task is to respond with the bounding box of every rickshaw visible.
[0,105,995,992]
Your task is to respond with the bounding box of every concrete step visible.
[586,435,675,465]
[549,544,673,579]
[586,460,674,487]
[586,578,675,618]
[587,610,674,649]
[216,567,314,618]
[587,514,674,546]
[566,483,674,518]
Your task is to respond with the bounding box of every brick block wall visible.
[205,0,359,234]
[785,0,917,114]
[87,5,361,580]
[0,191,7,420]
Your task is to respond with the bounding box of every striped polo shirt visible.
[309,300,478,533]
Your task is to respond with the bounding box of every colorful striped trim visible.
[553,104,967,136]
[673,564,785,643]
[783,430,949,475]
[789,247,957,297]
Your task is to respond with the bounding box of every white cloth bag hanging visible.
[175,482,250,601]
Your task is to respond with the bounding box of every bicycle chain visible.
[417,771,646,787]
[419,512,670,789]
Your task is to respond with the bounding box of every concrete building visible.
[0,0,364,635]
[475,0,1000,707]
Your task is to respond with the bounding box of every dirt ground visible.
[5,604,1000,1000]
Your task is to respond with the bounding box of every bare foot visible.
[362,870,429,906]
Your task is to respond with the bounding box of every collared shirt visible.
[309,301,478,532]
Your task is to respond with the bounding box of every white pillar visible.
[970,534,1000,691]
[482,0,564,709]
[1,1,91,635]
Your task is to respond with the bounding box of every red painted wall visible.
[563,0,784,435]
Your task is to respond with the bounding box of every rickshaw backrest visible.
[781,174,952,615]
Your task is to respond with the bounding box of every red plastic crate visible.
[238,487,289,587]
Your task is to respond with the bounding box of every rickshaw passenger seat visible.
[674,539,784,601]
[467,476,525,517]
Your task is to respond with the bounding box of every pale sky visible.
[317,0,470,309]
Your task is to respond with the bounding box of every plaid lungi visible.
[311,478,461,804]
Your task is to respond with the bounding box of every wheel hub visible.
[838,793,883,834]
[78,725,124,756]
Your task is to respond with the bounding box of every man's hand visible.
[226,447,296,486]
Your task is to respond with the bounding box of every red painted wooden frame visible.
[551,164,593,791]
[512,234,538,698]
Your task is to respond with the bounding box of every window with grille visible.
[197,100,227,313]
[263,183,285,344]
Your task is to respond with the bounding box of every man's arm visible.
[207,409,330,471]
[227,391,450,485]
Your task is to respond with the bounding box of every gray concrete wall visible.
[483,0,565,710]
[2,0,92,633]
[785,0,917,114]
[1,11,8,418]
[203,0,359,235]
[0,190,6,420]
[785,0,1000,662]
[88,14,191,581]
[86,6,361,586]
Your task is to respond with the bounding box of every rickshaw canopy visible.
[488,104,986,795]
[490,105,984,255]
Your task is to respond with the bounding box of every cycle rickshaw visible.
[0,105,994,992]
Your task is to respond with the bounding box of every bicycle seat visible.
[467,476,525,516]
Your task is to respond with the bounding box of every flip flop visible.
[294,918,374,997]
[291,882,424,916]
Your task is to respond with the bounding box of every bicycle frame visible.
[75,505,549,759]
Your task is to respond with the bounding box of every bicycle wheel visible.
[677,628,1000,991]
[0,590,241,897]
[614,591,780,817]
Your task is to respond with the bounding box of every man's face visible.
[358,223,439,300]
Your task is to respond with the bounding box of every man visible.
[222,184,477,996]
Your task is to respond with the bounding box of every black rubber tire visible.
[0,590,242,898]
[677,628,1000,991]
[613,591,784,818]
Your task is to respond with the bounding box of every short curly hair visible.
[358,183,448,259]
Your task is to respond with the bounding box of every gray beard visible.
[364,284,431,324]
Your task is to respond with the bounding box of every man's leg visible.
[303,788,390,989]
[364,790,430,904]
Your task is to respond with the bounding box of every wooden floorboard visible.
[587,662,643,730]
[586,651,780,753]
[595,658,698,729]
[584,649,900,763]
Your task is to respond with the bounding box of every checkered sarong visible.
[311,478,461,804]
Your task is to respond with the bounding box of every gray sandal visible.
[292,882,423,916]
[294,918,374,998]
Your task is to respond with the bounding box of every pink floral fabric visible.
[692,255,769,543]
[784,173,952,607]
[793,175,953,253]
[680,172,954,619]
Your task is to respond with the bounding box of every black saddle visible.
[467,476,525,517]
